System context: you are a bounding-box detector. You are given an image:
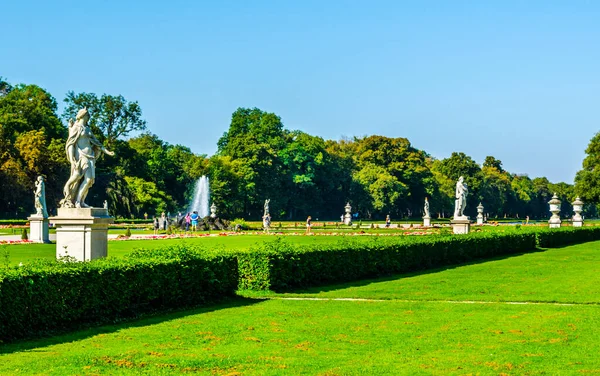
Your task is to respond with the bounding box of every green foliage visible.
[0,246,238,341]
[124,227,132,237]
[534,226,600,248]
[237,232,537,291]
[21,228,28,240]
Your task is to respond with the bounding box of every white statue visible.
[423,197,430,218]
[103,200,108,209]
[61,108,114,208]
[454,176,468,219]
[34,176,48,217]
[264,199,270,215]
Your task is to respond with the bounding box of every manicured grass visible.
[2,241,600,374]
[246,240,600,304]
[1,298,599,375]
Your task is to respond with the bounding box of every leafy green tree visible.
[575,132,600,204]
[63,91,147,146]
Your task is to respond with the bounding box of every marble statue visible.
[103,200,108,209]
[453,176,468,219]
[423,197,430,218]
[264,199,270,215]
[61,108,114,208]
[34,176,48,217]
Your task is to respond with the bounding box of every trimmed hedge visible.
[238,232,537,291]
[0,246,238,341]
[534,226,600,248]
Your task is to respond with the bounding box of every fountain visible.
[189,176,210,218]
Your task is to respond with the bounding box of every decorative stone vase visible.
[571,197,584,227]
[344,202,352,225]
[476,202,484,225]
[210,202,217,218]
[548,193,561,229]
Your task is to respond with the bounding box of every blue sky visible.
[3,1,599,183]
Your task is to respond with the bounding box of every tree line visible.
[1,77,597,220]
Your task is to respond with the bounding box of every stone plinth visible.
[423,216,431,227]
[50,208,113,261]
[28,215,50,243]
[573,220,583,228]
[476,215,483,225]
[451,218,471,234]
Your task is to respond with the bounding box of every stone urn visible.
[210,202,217,218]
[344,202,352,225]
[476,202,484,225]
[571,197,584,227]
[548,193,561,228]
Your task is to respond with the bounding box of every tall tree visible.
[63,91,147,146]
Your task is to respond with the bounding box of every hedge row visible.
[533,226,600,248]
[2,227,599,342]
[0,246,238,341]
[238,232,537,291]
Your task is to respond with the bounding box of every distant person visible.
[190,211,199,231]
[385,215,391,228]
[185,212,191,231]
[153,216,159,235]
[306,216,312,235]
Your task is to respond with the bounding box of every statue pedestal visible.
[573,220,583,228]
[423,216,431,227]
[27,215,50,243]
[476,214,484,225]
[49,208,113,261]
[451,218,471,234]
[549,217,561,229]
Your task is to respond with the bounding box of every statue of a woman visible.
[423,197,430,218]
[454,176,469,218]
[61,108,114,208]
[264,199,270,215]
[34,176,48,217]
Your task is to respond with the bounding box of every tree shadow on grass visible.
[0,296,262,355]
[281,248,548,295]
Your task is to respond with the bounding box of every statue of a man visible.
[264,199,270,215]
[424,197,430,218]
[34,176,48,217]
[61,108,114,208]
[454,176,468,218]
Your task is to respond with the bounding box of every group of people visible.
[152,211,201,234]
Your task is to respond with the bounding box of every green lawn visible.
[3,234,361,266]
[1,241,600,374]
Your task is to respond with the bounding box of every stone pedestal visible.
[28,215,50,243]
[423,216,431,227]
[49,208,113,261]
[548,219,561,229]
[451,218,471,234]
[573,221,583,228]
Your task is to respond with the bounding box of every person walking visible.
[153,216,159,235]
[190,211,199,231]
[185,212,191,232]
[306,216,312,235]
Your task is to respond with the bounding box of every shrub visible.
[124,227,132,237]
[21,228,28,240]
[0,246,238,342]
[534,226,600,248]
[237,232,537,291]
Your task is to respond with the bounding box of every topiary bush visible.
[21,228,28,240]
